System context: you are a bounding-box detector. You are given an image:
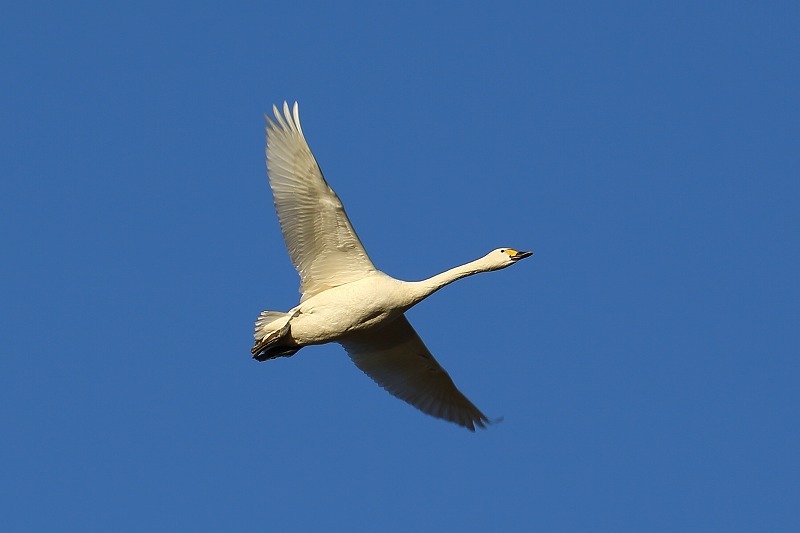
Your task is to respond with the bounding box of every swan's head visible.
[484,248,534,270]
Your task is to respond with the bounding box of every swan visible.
[253,102,533,431]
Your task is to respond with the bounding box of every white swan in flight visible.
[253,102,533,431]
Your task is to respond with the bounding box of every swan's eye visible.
[500,249,506,253]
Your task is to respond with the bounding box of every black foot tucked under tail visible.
[251,315,301,362]
[251,323,301,361]
[252,342,300,362]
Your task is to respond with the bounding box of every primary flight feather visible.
[253,102,532,431]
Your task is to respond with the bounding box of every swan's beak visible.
[510,250,533,261]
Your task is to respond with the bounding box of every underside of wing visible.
[340,315,490,431]
[266,102,376,299]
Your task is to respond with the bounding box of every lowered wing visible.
[340,315,490,431]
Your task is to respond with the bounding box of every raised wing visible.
[340,315,490,431]
[266,102,376,299]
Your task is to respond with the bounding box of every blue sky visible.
[2,1,798,531]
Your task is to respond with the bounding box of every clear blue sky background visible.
[2,2,798,531]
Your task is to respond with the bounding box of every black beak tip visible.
[513,251,534,261]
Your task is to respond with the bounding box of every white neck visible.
[405,255,495,306]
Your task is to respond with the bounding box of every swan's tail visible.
[252,310,300,361]
[254,310,291,339]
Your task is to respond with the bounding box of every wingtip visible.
[465,413,499,432]
[292,101,303,135]
[267,101,302,134]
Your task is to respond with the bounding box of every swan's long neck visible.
[406,256,493,305]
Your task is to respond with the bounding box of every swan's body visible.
[253,102,532,430]
[280,273,409,345]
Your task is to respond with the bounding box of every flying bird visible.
[253,102,533,431]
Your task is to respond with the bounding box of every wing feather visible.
[340,316,490,431]
[266,102,375,299]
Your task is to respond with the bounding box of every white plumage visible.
[253,102,532,431]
